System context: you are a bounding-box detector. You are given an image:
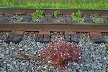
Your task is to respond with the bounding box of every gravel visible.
[1,14,108,23]
[52,15,65,23]
[0,31,107,72]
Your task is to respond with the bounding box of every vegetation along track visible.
[0,8,108,72]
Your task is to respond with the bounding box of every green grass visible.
[0,0,108,9]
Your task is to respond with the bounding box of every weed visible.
[71,10,84,23]
[32,10,44,19]
[15,12,21,16]
[75,10,82,18]
[93,18,104,23]
[92,14,104,23]
[40,37,86,71]
[53,10,60,18]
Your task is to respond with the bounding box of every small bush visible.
[32,10,44,19]
[53,10,60,18]
[40,37,86,71]
[71,10,84,23]
[93,18,104,23]
[92,14,104,23]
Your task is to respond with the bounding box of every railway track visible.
[0,8,108,44]
[0,8,108,72]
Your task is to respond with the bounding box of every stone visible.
[0,54,4,58]
[7,64,10,66]
[13,61,16,65]
[9,69,17,72]
[0,61,4,68]
[3,61,7,64]
[102,68,106,72]
[0,40,2,42]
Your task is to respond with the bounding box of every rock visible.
[13,61,16,65]
[3,60,7,64]
[0,61,4,68]
[9,69,17,72]
[7,64,10,66]
[0,53,4,57]
[21,62,26,65]
[0,40,2,42]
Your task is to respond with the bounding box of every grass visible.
[0,0,108,9]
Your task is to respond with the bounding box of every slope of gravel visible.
[0,32,108,72]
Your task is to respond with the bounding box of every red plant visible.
[39,37,86,70]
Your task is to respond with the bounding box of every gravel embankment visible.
[0,32,108,72]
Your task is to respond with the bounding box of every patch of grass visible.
[0,0,108,9]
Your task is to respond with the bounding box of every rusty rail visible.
[0,8,108,15]
[0,23,108,35]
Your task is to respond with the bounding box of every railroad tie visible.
[4,33,23,44]
[70,34,79,43]
[90,34,106,44]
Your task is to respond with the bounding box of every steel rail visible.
[0,8,108,15]
[0,23,108,34]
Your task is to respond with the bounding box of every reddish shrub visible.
[39,37,86,70]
